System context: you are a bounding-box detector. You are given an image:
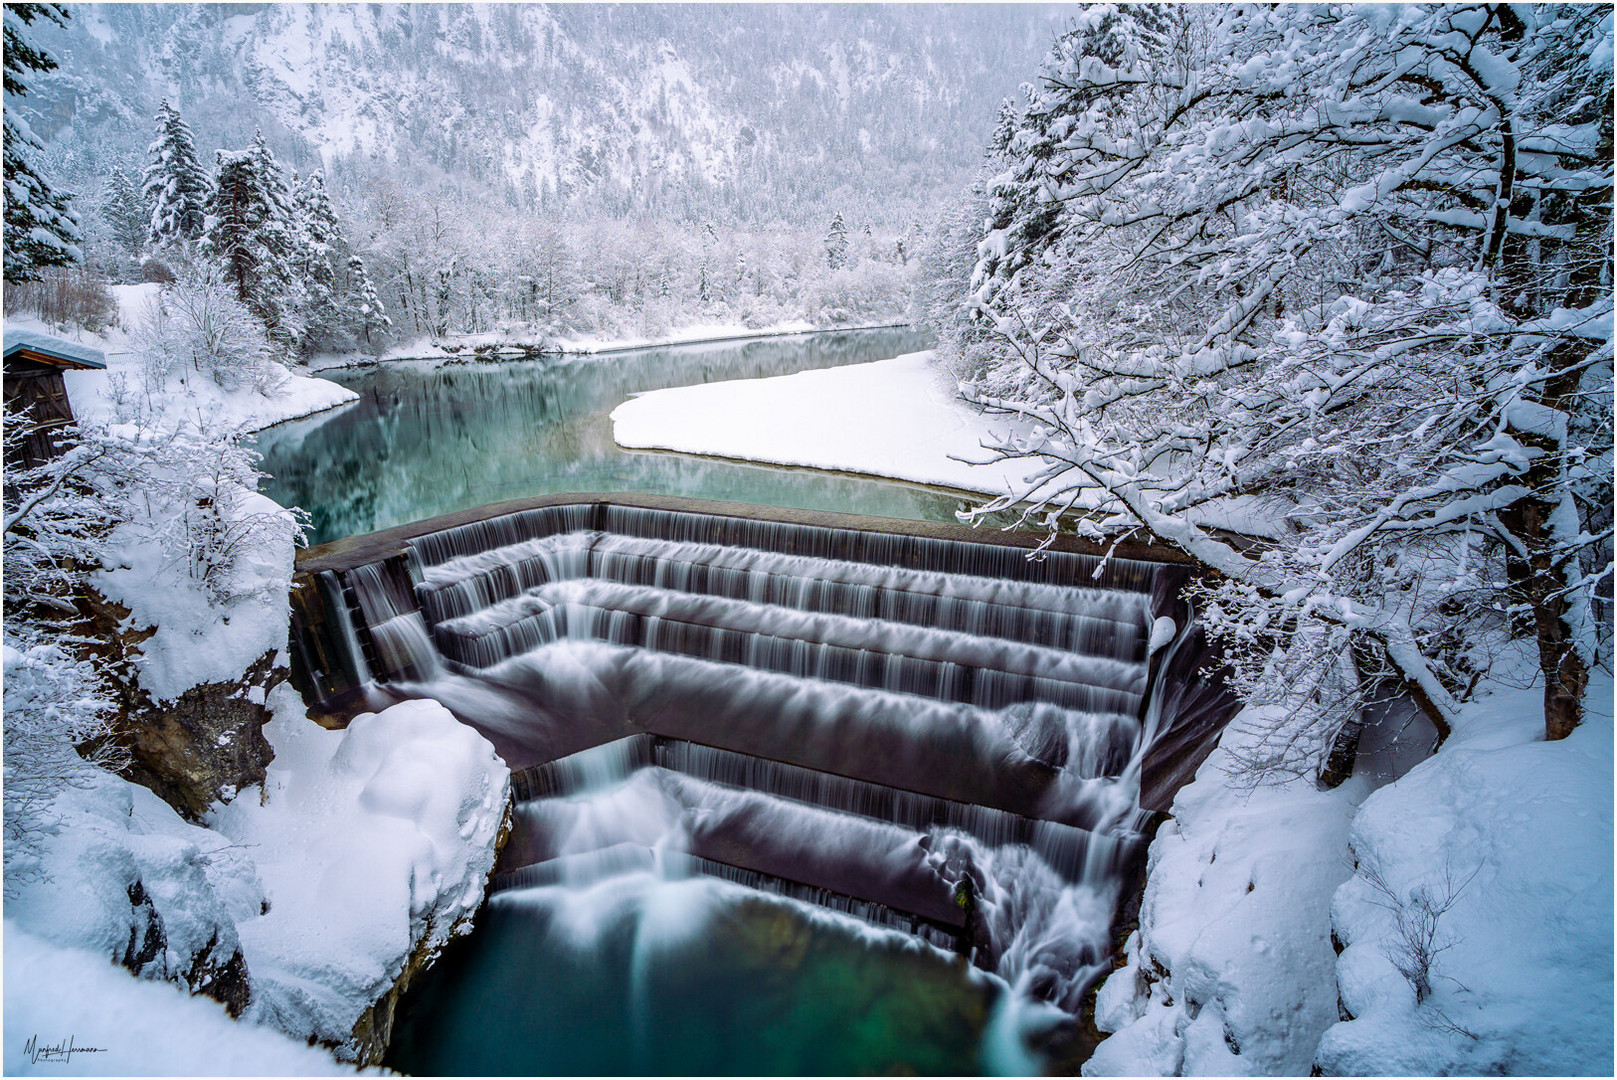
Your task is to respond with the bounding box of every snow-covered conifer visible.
[142,100,210,253]
[101,165,148,261]
[200,133,300,339]
[3,3,81,282]
[291,169,346,347]
[824,211,848,271]
[345,255,391,344]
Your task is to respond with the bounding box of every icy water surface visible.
[253,328,981,546]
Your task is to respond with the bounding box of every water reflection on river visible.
[253,329,996,546]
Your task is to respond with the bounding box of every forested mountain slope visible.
[24,2,1064,228]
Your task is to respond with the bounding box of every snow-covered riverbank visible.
[4,688,509,1074]
[611,350,1039,499]
[1088,657,1613,1077]
[8,285,359,434]
[305,319,912,370]
[610,349,1280,538]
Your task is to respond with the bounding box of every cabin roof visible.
[3,327,107,370]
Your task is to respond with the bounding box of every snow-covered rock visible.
[1085,706,1361,1076]
[210,687,511,1060]
[1317,665,1614,1077]
[4,687,510,1067]
[6,770,261,1016]
[3,923,367,1077]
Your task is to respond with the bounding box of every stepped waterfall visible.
[293,500,1232,1064]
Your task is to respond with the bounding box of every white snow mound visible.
[211,687,511,1053]
[1317,668,1614,1077]
[3,923,364,1076]
[1086,706,1358,1077]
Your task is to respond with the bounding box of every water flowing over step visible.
[294,499,1237,1014]
[505,735,1138,881]
[487,846,966,953]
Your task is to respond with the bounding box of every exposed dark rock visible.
[120,879,165,973]
[80,588,281,822]
[186,930,253,1019]
[120,876,253,1017]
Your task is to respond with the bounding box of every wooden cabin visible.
[4,328,106,469]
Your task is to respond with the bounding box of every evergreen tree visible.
[143,100,210,252]
[698,221,716,304]
[292,169,345,343]
[200,133,298,336]
[3,3,80,282]
[102,166,149,261]
[344,256,390,345]
[824,212,848,271]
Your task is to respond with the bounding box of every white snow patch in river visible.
[612,349,1050,499]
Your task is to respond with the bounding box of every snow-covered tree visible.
[133,272,289,395]
[2,410,123,887]
[142,100,210,254]
[824,211,849,271]
[200,134,300,338]
[291,169,346,348]
[953,4,1613,749]
[344,255,390,345]
[3,3,81,282]
[101,165,149,262]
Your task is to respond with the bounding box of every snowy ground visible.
[612,349,1048,499]
[1088,655,1613,1076]
[554,318,828,354]
[3,685,509,1071]
[1087,707,1363,1077]
[1319,659,1614,1076]
[213,688,510,1052]
[4,923,364,1076]
[611,349,1282,539]
[8,284,358,434]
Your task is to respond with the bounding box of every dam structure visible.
[287,494,1237,1030]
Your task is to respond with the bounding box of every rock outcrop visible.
[81,589,281,821]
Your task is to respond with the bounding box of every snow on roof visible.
[3,326,107,369]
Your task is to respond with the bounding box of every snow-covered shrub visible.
[134,272,290,396]
[146,418,304,606]
[1,386,300,873]
[0,642,121,893]
[2,409,128,888]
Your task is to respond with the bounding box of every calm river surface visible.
[253,328,987,546]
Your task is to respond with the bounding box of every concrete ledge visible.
[294,492,1201,575]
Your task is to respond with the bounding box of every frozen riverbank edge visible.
[611,349,1281,539]
[306,319,912,370]
[8,285,360,437]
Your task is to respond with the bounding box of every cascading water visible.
[321,502,1201,1072]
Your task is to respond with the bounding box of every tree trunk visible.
[1492,126,1607,741]
[1498,489,1590,741]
